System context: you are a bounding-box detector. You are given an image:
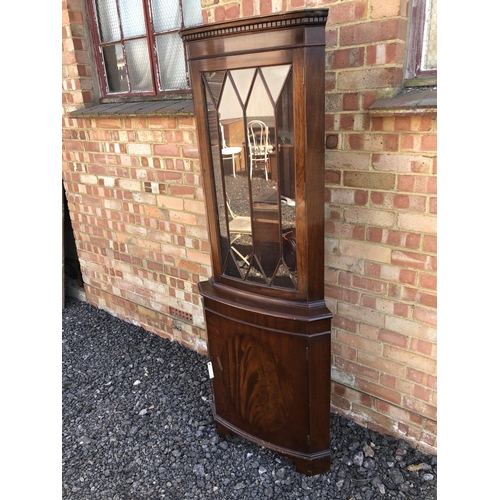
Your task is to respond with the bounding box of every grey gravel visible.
[62,296,437,499]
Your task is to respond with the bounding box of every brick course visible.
[62,0,437,454]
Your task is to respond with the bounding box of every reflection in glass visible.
[274,67,296,288]
[218,74,251,278]
[218,76,243,120]
[203,73,233,276]
[276,69,295,200]
[261,65,290,102]
[246,70,274,119]
[203,64,297,290]
[229,68,256,106]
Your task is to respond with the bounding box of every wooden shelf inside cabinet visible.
[181,9,332,475]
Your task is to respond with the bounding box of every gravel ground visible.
[62,296,437,500]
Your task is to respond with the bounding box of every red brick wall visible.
[62,0,210,353]
[62,0,96,110]
[62,0,437,454]
[62,112,210,353]
[326,110,437,452]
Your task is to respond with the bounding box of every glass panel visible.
[275,69,296,289]
[251,185,281,280]
[182,0,203,27]
[103,44,128,92]
[203,66,297,290]
[156,33,188,90]
[422,0,437,70]
[95,0,121,42]
[118,0,146,38]
[204,71,225,106]
[276,69,295,198]
[225,253,242,279]
[245,259,268,285]
[271,261,297,289]
[261,65,291,104]
[229,68,256,106]
[125,39,154,91]
[151,0,181,32]
[218,75,252,277]
[246,71,274,119]
[246,69,279,284]
[218,78,243,123]
[203,73,236,277]
[224,173,252,277]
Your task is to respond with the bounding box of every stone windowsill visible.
[70,88,436,118]
[369,88,437,115]
[69,99,195,117]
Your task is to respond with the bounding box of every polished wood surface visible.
[181,9,332,475]
[200,280,332,475]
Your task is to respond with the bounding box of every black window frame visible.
[84,0,201,99]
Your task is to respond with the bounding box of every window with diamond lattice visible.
[85,0,202,98]
[406,0,437,81]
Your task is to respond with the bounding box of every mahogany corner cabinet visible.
[181,9,333,476]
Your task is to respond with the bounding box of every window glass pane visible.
[125,39,154,91]
[151,0,181,32]
[422,0,437,70]
[182,0,202,28]
[95,0,121,42]
[118,0,147,38]
[102,44,128,92]
[156,33,188,89]
[94,0,198,95]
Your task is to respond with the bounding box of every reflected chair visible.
[247,120,273,180]
[226,198,252,266]
[220,124,243,178]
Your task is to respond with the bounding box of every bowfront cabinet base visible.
[199,280,332,476]
[214,417,331,476]
[182,9,332,476]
